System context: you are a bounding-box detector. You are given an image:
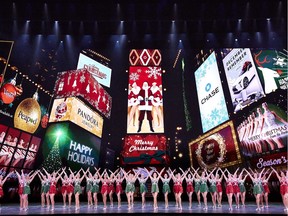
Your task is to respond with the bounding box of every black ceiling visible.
[0,0,286,45]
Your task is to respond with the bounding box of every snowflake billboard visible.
[195,51,229,133]
[127,66,164,134]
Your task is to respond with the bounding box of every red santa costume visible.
[128,82,141,107]
[137,82,154,132]
[151,82,163,127]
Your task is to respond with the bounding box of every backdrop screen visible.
[41,122,101,172]
[127,66,164,134]
[222,48,265,112]
[194,51,229,133]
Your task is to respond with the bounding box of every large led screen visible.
[53,68,112,119]
[236,101,287,168]
[41,122,101,172]
[222,48,265,112]
[195,51,229,133]
[120,134,169,165]
[252,49,287,94]
[0,123,41,173]
[189,121,242,169]
[77,52,112,88]
[127,66,164,134]
[49,97,103,138]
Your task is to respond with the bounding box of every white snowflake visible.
[129,72,140,81]
[145,67,161,79]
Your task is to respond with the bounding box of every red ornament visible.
[0,83,17,104]
[41,114,49,128]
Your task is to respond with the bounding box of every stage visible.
[0,201,286,216]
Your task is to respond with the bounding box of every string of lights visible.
[0,57,53,97]
[173,49,182,69]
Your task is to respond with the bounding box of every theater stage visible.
[0,201,286,216]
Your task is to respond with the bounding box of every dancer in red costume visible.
[271,167,288,211]
[99,169,110,210]
[261,168,273,208]
[0,169,13,207]
[43,168,63,211]
[215,168,224,207]
[15,169,38,211]
[221,168,236,211]
[59,169,69,208]
[114,169,125,208]
[170,168,188,210]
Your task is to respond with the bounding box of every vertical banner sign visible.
[127,66,164,134]
[252,49,287,94]
[195,52,229,133]
[222,48,265,112]
[123,49,168,166]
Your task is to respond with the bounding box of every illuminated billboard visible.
[252,49,287,94]
[77,52,112,88]
[120,134,169,165]
[222,48,265,112]
[129,49,162,66]
[0,123,41,172]
[236,102,287,159]
[53,68,112,119]
[195,51,229,133]
[127,66,164,134]
[49,97,103,138]
[189,121,242,169]
[42,122,101,172]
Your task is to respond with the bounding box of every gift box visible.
[120,134,169,165]
[53,68,112,119]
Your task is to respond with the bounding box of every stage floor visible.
[0,201,286,215]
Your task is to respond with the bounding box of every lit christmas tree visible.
[42,137,63,173]
[182,58,192,131]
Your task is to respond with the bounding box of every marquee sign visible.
[49,97,103,138]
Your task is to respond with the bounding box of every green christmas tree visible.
[182,58,192,131]
[42,137,63,173]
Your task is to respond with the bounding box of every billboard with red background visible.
[120,134,169,165]
[189,121,242,169]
